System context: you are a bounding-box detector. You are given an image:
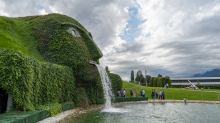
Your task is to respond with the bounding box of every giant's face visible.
[32,14,102,84]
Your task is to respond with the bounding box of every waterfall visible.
[95,64,114,109]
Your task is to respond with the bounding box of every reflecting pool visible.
[64,103,220,123]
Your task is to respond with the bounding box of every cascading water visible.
[95,64,114,109]
[95,64,128,113]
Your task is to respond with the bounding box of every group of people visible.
[117,88,165,100]
[151,89,165,100]
[117,89,127,97]
[117,89,146,98]
[130,89,145,97]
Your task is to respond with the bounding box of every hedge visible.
[0,102,74,123]
[0,49,77,113]
[0,110,48,123]
[140,83,151,87]
[149,77,171,87]
[97,97,148,104]
[108,73,123,96]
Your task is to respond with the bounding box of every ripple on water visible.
[64,103,220,123]
[101,107,129,113]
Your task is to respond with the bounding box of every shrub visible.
[0,49,77,111]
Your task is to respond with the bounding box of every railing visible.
[148,93,220,101]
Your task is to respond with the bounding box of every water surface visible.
[64,103,220,123]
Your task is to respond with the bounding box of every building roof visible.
[170,77,220,80]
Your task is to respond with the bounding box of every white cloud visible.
[1,0,220,81]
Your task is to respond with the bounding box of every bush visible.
[108,73,123,97]
[0,49,77,111]
[149,77,171,87]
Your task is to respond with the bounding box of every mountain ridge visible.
[192,69,220,77]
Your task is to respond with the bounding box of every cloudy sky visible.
[1,0,220,81]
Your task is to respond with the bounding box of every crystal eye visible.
[67,28,80,37]
[71,30,75,36]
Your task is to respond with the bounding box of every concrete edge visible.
[38,100,220,123]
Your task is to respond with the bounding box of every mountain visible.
[192,69,220,77]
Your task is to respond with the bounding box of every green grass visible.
[0,16,45,62]
[122,81,220,101]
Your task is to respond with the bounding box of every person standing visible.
[159,90,162,100]
[142,89,145,97]
[151,89,155,99]
[162,89,165,100]
[120,89,124,97]
[166,83,169,88]
[140,90,142,96]
[156,90,158,99]
[130,89,134,97]
[125,91,127,97]
[117,91,120,97]
[123,89,126,97]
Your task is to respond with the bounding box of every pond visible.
[64,103,220,123]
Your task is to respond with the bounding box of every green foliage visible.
[131,70,134,82]
[30,13,102,74]
[149,77,171,87]
[0,110,48,123]
[158,74,162,77]
[85,76,104,105]
[0,14,124,118]
[0,16,45,62]
[0,49,77,111]
[97,97,148,104]
[135,70,145,83]
[123,80,220,101]
[153,77,158,87]
[146,75,151,83]
[135,70,141,82]
[35,103,62,117]
[105,66,110,73]
[108,73,123,96]
[150,77,154,87]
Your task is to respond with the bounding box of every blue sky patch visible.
[36,4,44,10]
[120,7,146,43]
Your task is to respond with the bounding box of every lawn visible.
[0,16,45,62]
[122,81,220,101]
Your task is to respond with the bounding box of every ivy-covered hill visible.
[0,13,122,115]
[0,15,45,62]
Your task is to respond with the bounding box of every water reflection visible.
[64,103,220,123]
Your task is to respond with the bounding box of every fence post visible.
[173,94,174,100]
[218,94,219,101]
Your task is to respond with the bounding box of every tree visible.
[141,76,146,83]
[131,70,134,82]
[135,70,146,83]
[158,74,162,77]
[105,66,110,73]
[135,70,142,82]
[146,75,151,83]
[165,76,170,78]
